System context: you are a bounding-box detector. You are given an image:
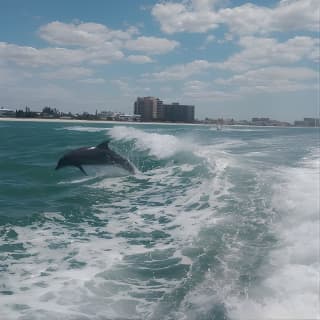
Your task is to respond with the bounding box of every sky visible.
[0,0,318,121]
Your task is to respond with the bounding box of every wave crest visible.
[108,126,194,159]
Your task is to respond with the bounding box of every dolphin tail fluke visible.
[119,159,135,174]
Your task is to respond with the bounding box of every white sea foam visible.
[227,149,320,320]
[108,126,195,159]
[61,126,110,132]
[224,127,269,132]
[0,221,131,319]
[157,144,319,320]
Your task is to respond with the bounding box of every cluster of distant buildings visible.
[204,117,292,126]
[0,97,195,123]
[293,117,320,127]
[0,100,319,127]
[134,97,195,123]
[204,117,319,127]
[0,106,138,122]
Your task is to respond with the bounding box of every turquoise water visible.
[0,120,319,320]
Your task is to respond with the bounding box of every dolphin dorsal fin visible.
[96,140,110,149]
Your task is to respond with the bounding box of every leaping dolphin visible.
[55,140,135,175]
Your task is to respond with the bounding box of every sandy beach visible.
[0,117,302,128]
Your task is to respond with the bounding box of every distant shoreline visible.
[0,117,198,126]
[0,117,317,128]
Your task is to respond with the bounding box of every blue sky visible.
[0,0,318,121]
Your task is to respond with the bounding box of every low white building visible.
[0,107,15,117]
[118,114,141,121]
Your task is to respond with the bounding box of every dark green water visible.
[0,120,319,319]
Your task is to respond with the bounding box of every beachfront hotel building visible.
[134,97,195,123]
[134,97,158,121]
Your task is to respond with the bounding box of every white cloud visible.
[218,4,273,35]
[0,21,179,70]
[146,33,317,81]
[147,60,214,81]
[219,0,318,35]
[41,67,93,80]
[217,36,319,71]
[0,42,83,66]
[39,22,179,56]
[152,0,318,35]
[111,79,154,97]
[39,21,138,46]
[183,80,237,100]
[126,55,153,63]
[205,34,215,44]
[152,2,220,33]
[78,78,106,84]
[199,34,216,49]
[111,79,132,96]
[263,0,318,33]
[193,0,220,10]
[216,66,318,92]
[0,66,32,86]
[125,36,179,54]
[0,42,123,67]
[83,43,124,64]
[0,42,124,67]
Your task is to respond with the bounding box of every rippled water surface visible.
[0,120,319,319]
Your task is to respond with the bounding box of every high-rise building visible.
[164,103,195,122]
[155,98,165,121]
[134,97,158,121]
[134,97,195,123]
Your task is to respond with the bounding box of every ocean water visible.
[0,120,319,320]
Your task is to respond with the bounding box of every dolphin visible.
[55,140,135,175]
